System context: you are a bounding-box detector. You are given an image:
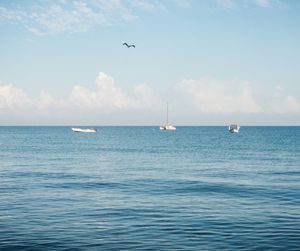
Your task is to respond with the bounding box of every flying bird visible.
[123,42,135,48]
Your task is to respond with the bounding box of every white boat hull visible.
[72,128,97,133]
[228,125,240,133]
[160,125,176,130]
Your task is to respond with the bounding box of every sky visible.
[0,0,299,125]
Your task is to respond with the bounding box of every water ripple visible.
[0,126,299,250]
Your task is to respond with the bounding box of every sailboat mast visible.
[166,103,169,124]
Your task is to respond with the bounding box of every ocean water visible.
[0,126,299,250]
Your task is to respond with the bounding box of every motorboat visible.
[228,124,240,133]
[71,128,97,133]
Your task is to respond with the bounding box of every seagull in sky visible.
[123,42,135,48]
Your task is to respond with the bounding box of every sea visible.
[0,126,299,250]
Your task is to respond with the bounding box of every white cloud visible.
[0,0,191,35]
[0,72,160,115]
[0,0,285,35]
[0,84,29,109]
[0,72,162,124]
[268,86,300,113]
[175,77,261,113]
[133,84,162,108]
[0,6,25,22]
[39,90,55,107]
[215,0,281,9]
[37,90,65,109]
[255,0,271,8]
[28,2,109,35]
[171,0,192,8]
[215,0,236,9]
[69,72,163,110]
[129,0,167,12]
[69,72,136,109]
[1,1,131,35]
[0,74,299,125]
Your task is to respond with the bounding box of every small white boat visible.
[71,128,97,133]
[160,103,176,131]
[228,124,240,133]
[160,124,176,131]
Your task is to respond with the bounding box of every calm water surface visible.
[0,126,299,250]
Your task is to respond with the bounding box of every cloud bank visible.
[0,84,29,109]
[175,78,261,113]
[0,73,299,125]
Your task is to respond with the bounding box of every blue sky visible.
[0,0,299,125]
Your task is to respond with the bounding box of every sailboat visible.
[160,103,176,130]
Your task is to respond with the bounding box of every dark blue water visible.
[0,126,299,250]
